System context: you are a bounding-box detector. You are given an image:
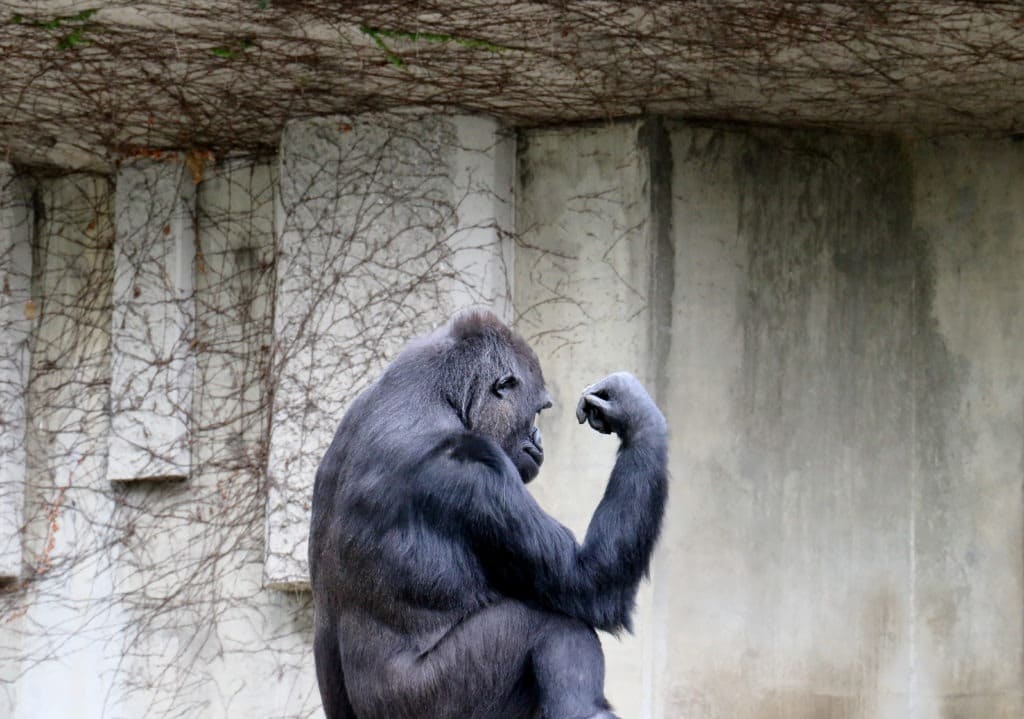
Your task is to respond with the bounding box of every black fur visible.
[309,311,668,719]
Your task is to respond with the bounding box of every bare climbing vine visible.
[2,1,1024,171]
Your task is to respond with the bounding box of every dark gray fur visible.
[309,311,668,719]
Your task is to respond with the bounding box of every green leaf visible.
[11,7,98,33]
[210,47,235,59]
[359,25,406,68]
[58,29,86,50]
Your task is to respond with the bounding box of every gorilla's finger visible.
[583,394,611,415]
[588,414,611,434]
[579,394,616,434]
[577,394,611,424]
[576,395,588,424]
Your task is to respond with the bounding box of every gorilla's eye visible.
[493,374,518,398]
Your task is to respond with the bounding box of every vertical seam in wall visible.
[263,153,284,586]
[640,116,674,719]
[908,204,919,719]
[507,124,517,319]
[641,121,675,403]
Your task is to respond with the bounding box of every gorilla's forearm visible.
[575,433,669,630]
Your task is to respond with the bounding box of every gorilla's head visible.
[439,311,552,482]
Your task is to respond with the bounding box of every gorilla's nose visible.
[530,425,543,451]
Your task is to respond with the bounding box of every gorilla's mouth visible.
[521,426,544,481]
[524,443,542,465]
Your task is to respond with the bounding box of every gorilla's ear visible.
[492,374,518,399]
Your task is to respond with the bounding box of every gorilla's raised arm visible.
[414,373,668,633]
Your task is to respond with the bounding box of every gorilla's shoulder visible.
[433,432,510,476]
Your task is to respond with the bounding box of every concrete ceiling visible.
[3,1,1024,171]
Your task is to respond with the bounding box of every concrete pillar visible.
[0,164,33,580]
[15,174,121,719]
[107,159,196,482]
[515,120,667,718]
[265,113,514,588]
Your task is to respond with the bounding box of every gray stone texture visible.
[650,126,1023,718]
[907,138,1024,719]
[1,165,322,718]
[110,160,318,718]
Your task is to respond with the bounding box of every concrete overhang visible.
[3,1,1024,171]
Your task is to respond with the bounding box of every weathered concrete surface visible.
[111,159,319,718]
[0,165,321,718]
[108,159,196,481]
[515,121,664,718]
[516,122,1024,718]
[0,164,32,580]
[908,138,1024,719]
[194,159,277,478]
[8,175,122,718]
[266,113,513,587]
[659,126,917,719]
[4,118,1024,718]
[655,126,1024,718]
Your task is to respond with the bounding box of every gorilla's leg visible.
[371,601,612,719]
[532,613,619,719]
[421,602,615,719]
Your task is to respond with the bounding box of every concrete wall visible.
[660,127,921,718]
[516,122,1024,718]
[1,117,1022,718]
[0,167,321,718]
[908,139,1024,718]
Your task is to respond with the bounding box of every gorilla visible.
[309,310,668,719]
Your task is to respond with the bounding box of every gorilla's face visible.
[474,361,552,483]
